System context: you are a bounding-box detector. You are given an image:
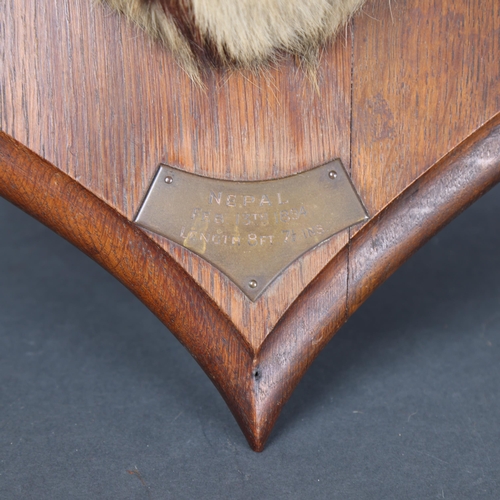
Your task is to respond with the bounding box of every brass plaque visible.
[135,160,368,300]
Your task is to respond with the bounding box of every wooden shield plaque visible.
[1,0,499,451]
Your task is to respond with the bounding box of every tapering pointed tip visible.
[240,412,277,453]
[249,439,266,453]
[244,408,277,452]
[220,362,285,452]
[229,372,289,452]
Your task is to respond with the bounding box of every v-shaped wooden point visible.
[1,0,500,450]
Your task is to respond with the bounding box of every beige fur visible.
[102,0,366,75]
[100,0,200,77]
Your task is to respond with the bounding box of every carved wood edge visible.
[1,113,499,451]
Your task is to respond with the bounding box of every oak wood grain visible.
[352,0,500,215]
[1,0,500,450]
[0,131,256,447]
[0,0,353,349]
[255,113,500,447]
[2,1,498,348]
[2,113,498,451]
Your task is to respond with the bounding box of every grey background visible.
[0,184,499,499]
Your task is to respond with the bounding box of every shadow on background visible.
[274,183,500,442]
[1,183,499,499]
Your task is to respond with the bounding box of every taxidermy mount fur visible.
[102,0,366,75]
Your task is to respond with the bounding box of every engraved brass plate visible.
[135,160,368,300]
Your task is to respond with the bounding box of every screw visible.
[248,279,258,289]
[165,176,173,184]
[328,170,337,179]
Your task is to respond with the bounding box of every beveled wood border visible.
[1,112,499,451]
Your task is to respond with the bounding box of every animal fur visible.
[102,0,366,76]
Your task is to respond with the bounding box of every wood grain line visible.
[1,112,499,450]
[0,0,353,349]
[0,131,256,447]
[253,112,500,448]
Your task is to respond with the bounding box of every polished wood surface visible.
[2,0,354,348]
[1,0,499,449]
[2,115,499,450]
[352,0,500,215]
